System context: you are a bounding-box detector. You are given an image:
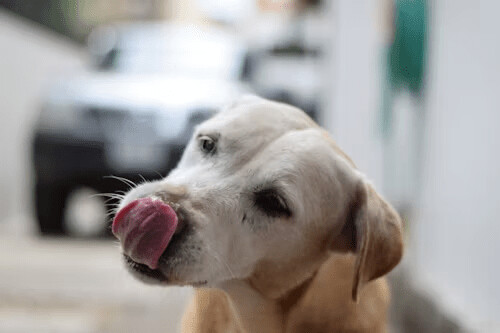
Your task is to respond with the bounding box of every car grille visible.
[88,107,155,141]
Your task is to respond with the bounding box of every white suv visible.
[32,23,250,235]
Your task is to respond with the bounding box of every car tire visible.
[35,183,69,235]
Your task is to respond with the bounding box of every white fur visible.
[118,96,362,288]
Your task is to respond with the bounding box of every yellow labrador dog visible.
[112,96,403,333]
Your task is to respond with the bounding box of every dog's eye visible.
[199,136,216,154]
[254,189,291,218]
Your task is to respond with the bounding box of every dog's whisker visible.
[103,202,120,208]
[90,193,125,200]
[103,208,119,216]
[104,208,120,219]
[153,170,164,179]
[102,199,120,205]
[104,175,137,189]
[138,174,147,183]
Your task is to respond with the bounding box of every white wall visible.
[323,0,384,189]
[324,0,500,330]
[412,0,500,330]
[0,10,86,232]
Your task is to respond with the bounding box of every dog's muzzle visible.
[112,197,178,269]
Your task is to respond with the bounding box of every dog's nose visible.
[151,185,189,239]
[153,184,188,203]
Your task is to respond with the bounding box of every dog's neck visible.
[217,248,329,332]
[221,280,283,333]
[219,273,315,333]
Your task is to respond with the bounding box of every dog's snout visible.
[153,184,188,203]
[151,185,191,236]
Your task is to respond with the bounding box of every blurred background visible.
[0,0,498,332]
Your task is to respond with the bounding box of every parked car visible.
[247,43,321,119]
[241,6,327,120]
[32,23,250,236]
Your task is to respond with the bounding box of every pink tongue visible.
[112,197,178,269]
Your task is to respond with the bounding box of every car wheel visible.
[64,187,108,237]
[35,183,69,235]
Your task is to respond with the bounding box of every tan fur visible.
[182,288,241,333]
[182,254,389,333]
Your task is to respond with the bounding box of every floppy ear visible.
[332,181,404,302]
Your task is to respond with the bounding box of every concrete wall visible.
[324,0,500,331]
[411,0,500,330]
[0,10,86,232]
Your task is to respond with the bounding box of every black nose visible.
[154,184,188,202]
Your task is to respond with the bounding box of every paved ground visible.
[0,221,466,333]
[0,235,192,333]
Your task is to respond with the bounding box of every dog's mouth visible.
[112,197,183,270]
[113,197,205,285]
[124,254,168,281]
[124,253,208,286]
[122,220,188,283]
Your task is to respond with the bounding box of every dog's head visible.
[113,96,403,300]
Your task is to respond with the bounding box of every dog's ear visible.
[332,180,404,302]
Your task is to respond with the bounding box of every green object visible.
[382,0,427,136]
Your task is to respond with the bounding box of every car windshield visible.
[97,25,245,80]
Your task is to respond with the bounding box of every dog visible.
[112,96,404,333]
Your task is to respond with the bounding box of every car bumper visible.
[32,132,185,185]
